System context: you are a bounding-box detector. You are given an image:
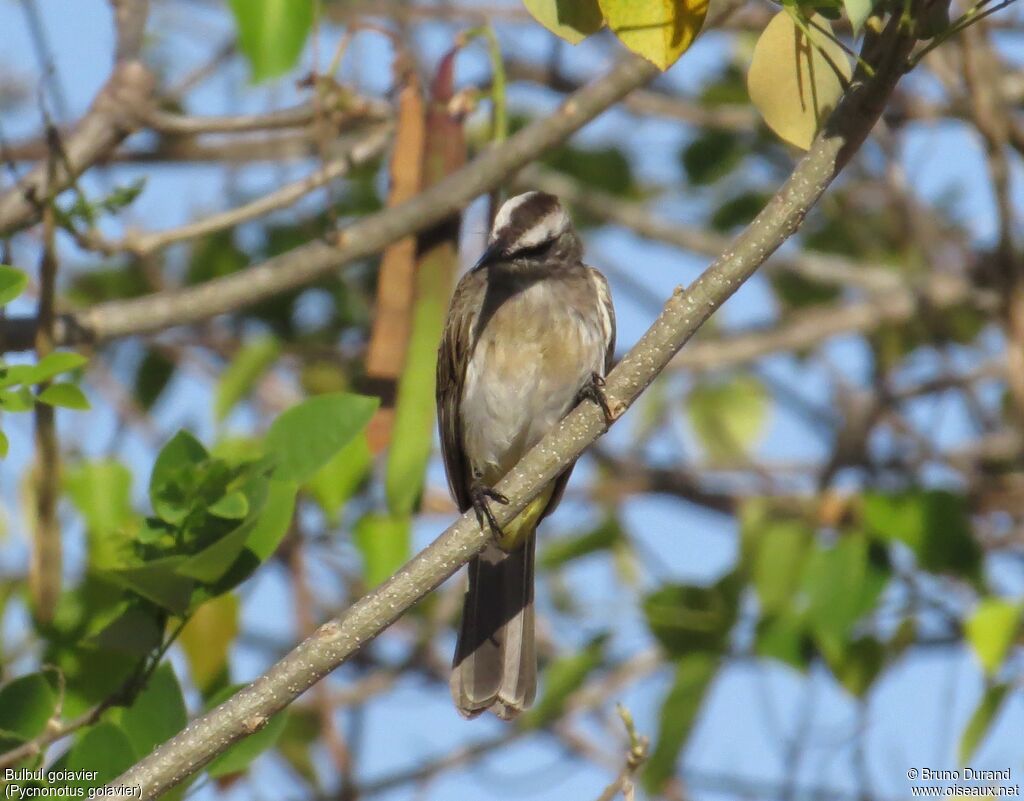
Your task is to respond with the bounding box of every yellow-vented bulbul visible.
[436,191,615,719]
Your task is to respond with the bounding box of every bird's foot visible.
[469,479,509,537]
[577,372,614,427]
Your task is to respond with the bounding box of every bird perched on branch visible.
[437,191,616,719]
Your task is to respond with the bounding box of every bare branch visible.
[0,0,153,235]
[675,273,995,372]
[123,125,391,256]
[1,54,661,351]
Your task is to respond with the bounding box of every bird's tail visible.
[450,534,536,719]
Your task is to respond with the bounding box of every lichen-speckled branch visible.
[106,17,917,801]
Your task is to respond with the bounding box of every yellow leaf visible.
[600,0,709,71]
[747,11,853,150]
[523,0,604,44]
[180,593,239,694]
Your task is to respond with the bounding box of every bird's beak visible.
[472,241,502,271]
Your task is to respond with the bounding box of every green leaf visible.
[803,532,886,663]
[119,663,188,758]
[542,144,637,225]
[86,603,163,656]
[862,490,981,579]
[266,392,378,484]
[180,594,239,695]
[965,599,1023,677]
[755,613,813,671]
[353,514,411,588]
[176,517,258,584]
[36,382,90,410]
[99,556,195,615]
[64,722,136,787]
[150,431,209,525]
[751,517,812,614]
[959,683,1009,765]
[0,265,27,306]
[0,386,35,411]
[135,347,175,410]
[538,516,621,569]
[204,685,288,778]
[600,0,709,71]
[827,636,885,697]
[215,335,281,421]
[686,374,769,463]
[25,351,88,384]
[65,460,135,569]
[643,652,718,793]
[642,574,740,657]
[276,708,320,784]
[245,479,297,561]
[681,132,745,186]
[385,245,451,516]
[228,0,314,82]
[0,673,57,749]
[523,0,604,44]
[307,434,371,524]
[747,11,852,150]
[209,491,250,520]
[0,430,8,458]
[43,639,137,719]
[522,637,606,728]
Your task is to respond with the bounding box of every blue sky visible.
[1,1,1023,799]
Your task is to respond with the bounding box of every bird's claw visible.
[470,480,509,537]
[578,372,614,427]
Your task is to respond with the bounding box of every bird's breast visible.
[460,276,606,483]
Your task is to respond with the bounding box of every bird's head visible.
[473,191,581,270]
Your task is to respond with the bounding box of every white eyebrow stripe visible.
[490,192,540,242]
[508,206,569,250]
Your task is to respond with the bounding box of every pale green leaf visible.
[686,374,769,463]
[959,683,1009,765]
[965,599,1023,677]
[353,514,410,588]
[747,11,852,150]
[36,382,90,410]
[307,433,371,524]
[215,335,281,421]
[643,652,718,793]
[180,594,239,695]
[65,460,136,569]
[228,0,314,82]
[843,0,873,33]
[265,392,378,484]
[0,265,27,306]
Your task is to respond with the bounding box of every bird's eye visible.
[510,238,554,260]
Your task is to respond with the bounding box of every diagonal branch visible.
[0,0,154,235]
[106,19,916,801]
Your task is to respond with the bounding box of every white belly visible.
[460,280,606,483]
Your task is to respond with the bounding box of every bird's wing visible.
[436,269,484,513]
[540,266,617,528]
[587,266,617,373]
